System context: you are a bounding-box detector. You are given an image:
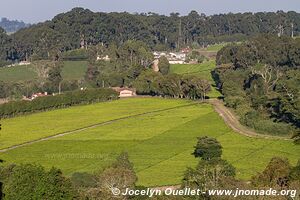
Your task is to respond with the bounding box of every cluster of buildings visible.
[5,61,31,68]
[153,51,187,65]
[22,92,49,101]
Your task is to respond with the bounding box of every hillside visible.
[0,98,299,186]
[0,61,88,82]
[1,9,300,63]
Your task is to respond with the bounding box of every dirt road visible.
[207,99,291,140]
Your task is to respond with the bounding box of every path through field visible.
[208,99,291,140]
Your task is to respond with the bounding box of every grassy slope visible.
[1,98,299,186]
[0,98,190,149]
[170,60,222,98]
[0,65,36,82]
[62,61,88,80]
[206,43,227,51]
[0,61,88,82]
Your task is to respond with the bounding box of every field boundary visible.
[0,102,199,153]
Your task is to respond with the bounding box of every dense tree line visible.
[133,70,211,100]
[214,35,300,141]
[1,9,300,63]
[85,40,154,88]
[0,88,118,118]
[0,28,12,67]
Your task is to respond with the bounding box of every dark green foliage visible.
[46,64,63,93]
[183,137,235,195]
[2,9,300,63]
[215,35,300,139]
[85,65,100,86]
[82,152,138,199]
[0,81,40,99]
[133,71,211,99]
[192,136,222,160]
[0,159,3,200]
[252,157,291,188]
[290,160,300,181]
[70,172,97,188]
[187,51,208,63]
[0,88,118,118]
[85,40,154,88]
[112,152,134,171]
[62,49,89,61]
[158,56,170,75]
[1,164,75,200]
[0,28,12,64]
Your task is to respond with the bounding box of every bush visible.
[1,164,76,200]
[0,88,118,118]
[240,111,297,136]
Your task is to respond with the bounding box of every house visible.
[167,52,186,64]
[152,51,187,65]
[96,55,110,61]
[111,87,137,98]
[18,61,31,66]
[181,47,191,54]
[28,92,48,100]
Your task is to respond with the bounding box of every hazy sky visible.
[1,0,300,23]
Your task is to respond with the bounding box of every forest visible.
[0,8,300,64]
[215,35,300,141]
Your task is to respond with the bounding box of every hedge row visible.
[0,88,119,118]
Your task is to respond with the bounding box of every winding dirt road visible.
[207,99,291,140]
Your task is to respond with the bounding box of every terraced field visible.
[0,98,299,187]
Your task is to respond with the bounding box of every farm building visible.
[111,87,137,97]
[152,51,187,65]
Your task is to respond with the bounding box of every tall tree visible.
[158,56,170,75]
[193,136,223,161]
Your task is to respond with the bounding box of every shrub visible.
[240,111,297,136]
[2,164,76,200]
[0,88,118,118]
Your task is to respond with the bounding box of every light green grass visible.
[61,61,88,80]
[0,61,87,82]
[0,98,299,187]
[0,65,36,82]
[0,98,191,149]
[170,60,222,98]
[206,43,227,51]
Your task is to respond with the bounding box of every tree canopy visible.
[1,9,300,63]
[215,35,300,140]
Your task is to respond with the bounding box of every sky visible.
[1,0,300,23]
